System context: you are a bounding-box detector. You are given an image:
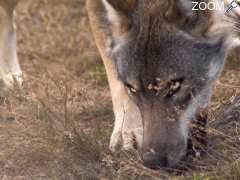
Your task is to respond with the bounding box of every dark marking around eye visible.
[126,84,137,94]
[167,78,185,97]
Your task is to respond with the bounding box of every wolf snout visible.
[142,149,186,168]
[141,139,187,168]
[142,151,168,168]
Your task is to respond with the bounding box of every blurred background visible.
[0,0,239,179]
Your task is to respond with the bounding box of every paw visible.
[1,71,23,89]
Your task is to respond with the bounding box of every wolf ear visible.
[103,0,137,15]
[87,0,137,55]
[102,0,137,37]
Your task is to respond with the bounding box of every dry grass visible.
[0,0,239,179]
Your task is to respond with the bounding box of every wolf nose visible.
[142,151,168,168]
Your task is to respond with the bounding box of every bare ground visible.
[0,0,239,179]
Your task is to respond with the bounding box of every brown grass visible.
[0,0,239,179]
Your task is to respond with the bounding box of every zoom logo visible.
[192,1,239,13]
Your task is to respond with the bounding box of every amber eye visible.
[167,79,184,97]
[171,81,181,91]
[126,84,137,94]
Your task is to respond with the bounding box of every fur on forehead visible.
[144,0,237,37]
[103,0,239,46]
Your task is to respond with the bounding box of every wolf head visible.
[91,0,239,167]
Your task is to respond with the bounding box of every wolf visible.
[87,0,239,167]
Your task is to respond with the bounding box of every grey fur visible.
[87,0,237,168]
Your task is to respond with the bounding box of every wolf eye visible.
[126,84,137,94]
[167,79,184,97]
